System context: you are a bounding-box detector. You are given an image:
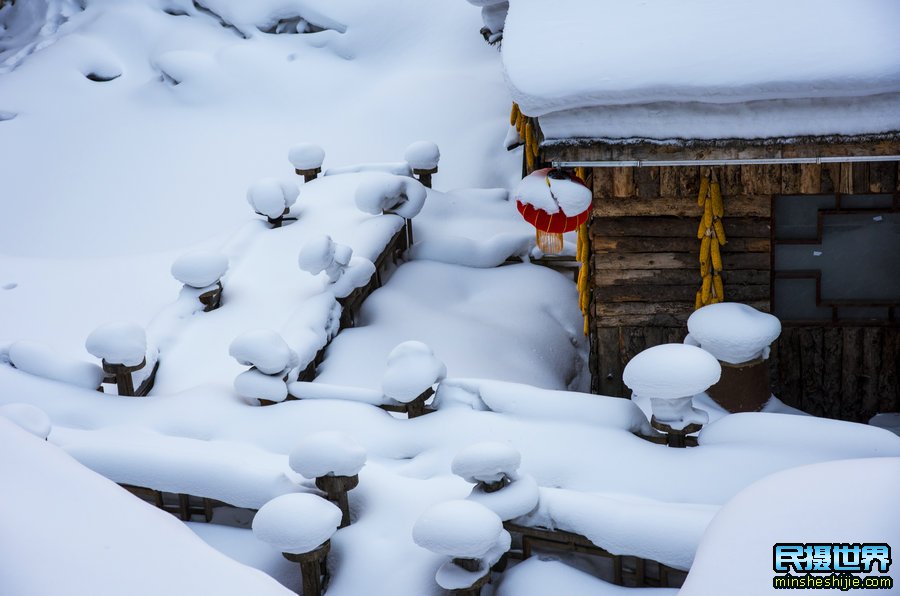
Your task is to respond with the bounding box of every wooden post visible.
[649,417,702,448]
[295,167,322,183]
[198,281,223,312]
[283,541,330,596]
[102,358,146,397]
[315,474,359,528]
[413,167,437,188]
[406,387,434,418]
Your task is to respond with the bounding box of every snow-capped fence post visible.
[246,178,299,228]
[686,303,782,413]
[85,323,155,397]
[382,341,446,418]
[623,344,720,448]
[289,432,366,528]
[404,141,440,188]
[170,251,228,312]
[412,500,511,595]
[354,174,427,250]
[288,143,325,183]
[252,493,341,596]
[229,330,298,406]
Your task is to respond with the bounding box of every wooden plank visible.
[594,251,770,271]
[760,164,782,194]
[860,327,882,421]
[879,329,900,413]
[820,163,839,194]
[852,163,869,194]
[593,167,614,199]
[840,327,864,421]
[612,167,635,198]
[798,328,825,417]
[778,328,803,411]
[591,217,771,238]
[799,164,821,194]
[592,236,769,254]
[595,268,770,286]
[594,283,769,302]
[822,327,843,419]
[676,166,700,198]
[659,167,679,197]
[839,163,854,194]
[740,165,760,194]
[781,164,802,194]
[721,165,742,196]
[634,166,660,198]
[591,195,771,218]
[596,313,690,327]
[596,327,625,397]
[868,161,897,193]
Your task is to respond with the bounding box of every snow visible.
[252,493,341,555]
[84,322,147,366]
[0,418,293,596]
[382,340,447,402]
[288,381,386,406]
[435,529,511,589]
[171,250,229,289]
[354,173,427,219]
[497,558,678,596]
[467,473,539,521]
[479,2,508,37]
[503,0,900,116]
[233,368,288,404]
[870,412,900,436]
[403,141,440,171]
[287,143,325,171]
[246,178,299,220]
[288,431,367,478]
[297,234,343,278]
[680,457,900,596]
[4,339,104,389]
[451,441,521,484]
[0,402,51,439]
[513,168,591,216]
[687,303,781,364]
[412,499,505,559]
[623,344,721,400]
[229,330,297,375]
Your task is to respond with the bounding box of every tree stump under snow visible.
[707,356,770,413]
[283,541,330,596]
[197,281,224,312]
[295,167,321,182]
[315,474,359,528]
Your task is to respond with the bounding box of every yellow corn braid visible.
[576,223,590,335]
[510,103,520,126]
[695,175,727,309]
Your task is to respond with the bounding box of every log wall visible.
[587,161,900,421]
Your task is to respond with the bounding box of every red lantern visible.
[514,168,590,255]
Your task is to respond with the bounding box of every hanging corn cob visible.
[511,102,539,173]
[695,175,727,309]
[576,221,590,335]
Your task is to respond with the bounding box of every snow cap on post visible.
[412,500,504,559]
[246,178,299,219]
[171,250,228,289]
[451,442,520,484]
[288,143,325,171]
[229,329,298,375]
[687,303,782,364]
[404,141,440,171]
[382,340,446,403]
[252,493,341,555]
[354,173,427,219]
[0,403,52,440]
[85,322,147,367]
[298,235,338,275]
[289,431,367,479]
[233,369,289,403]
[623,343,721,400]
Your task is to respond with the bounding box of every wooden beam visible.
[591,195,771,218]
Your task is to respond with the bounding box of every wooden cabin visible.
[501,0,900,421]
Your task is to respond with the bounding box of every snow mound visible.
[297,234,350,280]
[233,369,288,404]
[252,493,341,555]
[382,341,446,402]
[354,173,427,219]
[288,431,367,478]
[0,403,51,439]
[85,323,147,366]
[680,457,900,596]
[468,473,539,521]
[513,168,591,216]
[171,250,228,289]
[229,330,298,375]
[687,303,782,364]
[412,499,504,558]
[404,141,440,171]
[623,344,720,399]
[246,178,299,219]
[435,529,511,589]
[497,558,678,596]
[287,143,325,171]
[452,442,521,484]
[5,340,104,389]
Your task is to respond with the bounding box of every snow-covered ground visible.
[2,2,899,595]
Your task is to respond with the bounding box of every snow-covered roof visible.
[503,0,900,142]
